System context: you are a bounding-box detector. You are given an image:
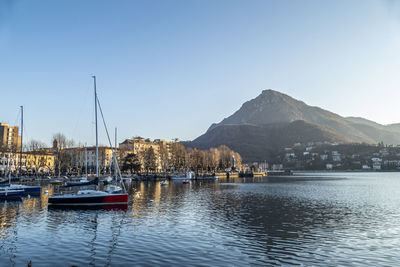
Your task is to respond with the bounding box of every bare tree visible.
[170,142,187,172]
[143,147,157,174]
[159,142,169,173]
[25,139,46,152]
[52,133,74,176]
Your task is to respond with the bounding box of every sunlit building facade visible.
[0,123,21,151]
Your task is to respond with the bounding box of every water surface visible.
[1,172,400,266]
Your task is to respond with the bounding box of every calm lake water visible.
[1,172,400,266]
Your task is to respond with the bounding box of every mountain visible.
[187,90,400,162]
[191,120,349,163]
[386,123,400,133]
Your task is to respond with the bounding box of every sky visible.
[0,0,400,147]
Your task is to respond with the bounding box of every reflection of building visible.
[0,123,21,150]
[0,150,55,174]
[119,137,172,172]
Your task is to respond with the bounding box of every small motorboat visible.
[160,180,169,185]
[182,180,190,184]
[49,179,64,185]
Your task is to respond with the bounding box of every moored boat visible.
[0,184,41,195]
[48,76,128,208]
[49,179,64,185]
[65,177,99,187]
[48,190,128,206]
[172,171,194,180]
[0,189,24,200]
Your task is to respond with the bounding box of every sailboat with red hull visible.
[48,76,128,207]
[48,190,128,206]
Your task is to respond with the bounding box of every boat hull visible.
[0,190,24,200]
[0,185,41,195]
[48,193,128,206]
[22,186,41,195]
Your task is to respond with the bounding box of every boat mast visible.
[93,76,99,178]
[114,127,117,178]
[85,144,88,179]
[19,105,23,175]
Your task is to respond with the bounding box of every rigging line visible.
[96,95,127,193]
[12,109,20,127]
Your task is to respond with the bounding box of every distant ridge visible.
[186,89,400,162]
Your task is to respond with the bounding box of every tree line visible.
[121,142,242,175]
[4,133,243,176]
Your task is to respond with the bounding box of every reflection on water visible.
[1,173,400,265]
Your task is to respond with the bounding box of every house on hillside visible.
[332,151,341,162]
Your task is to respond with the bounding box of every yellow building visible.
[119,137,171,172]
[0,150,55,175]
[23,151,55,174]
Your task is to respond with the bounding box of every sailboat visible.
[0,106,41,196]
[0,156,24,200]
[48,76,128,207]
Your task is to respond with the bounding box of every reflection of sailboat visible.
[48,76,128,207]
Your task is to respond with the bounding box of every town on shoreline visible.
[1,122,399,178]
[0,122,243,178]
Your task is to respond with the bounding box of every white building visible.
[332,151,341,162]
[320,154,328,160]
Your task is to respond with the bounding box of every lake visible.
[1,172,400,266]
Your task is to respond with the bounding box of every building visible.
[371,157,382,170]
[0,123,21,151]
[0,150,55,175]
[271,164,283,171]
[285,153,296,159]
[332,151,341,162]
[320,154,328,160]
[362,164,371,170]
[64,146,115,174]
[119,137,172,172]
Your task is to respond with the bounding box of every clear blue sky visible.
[1,0,399,146]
